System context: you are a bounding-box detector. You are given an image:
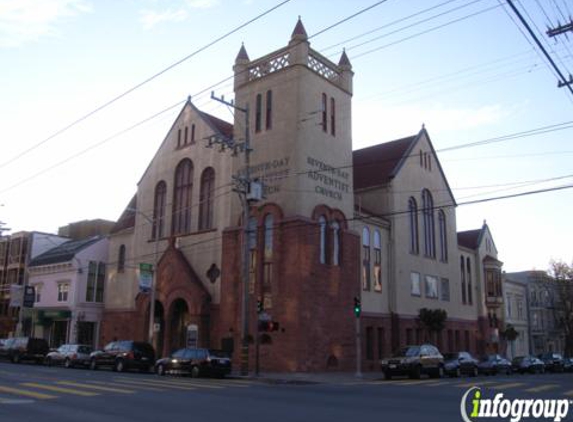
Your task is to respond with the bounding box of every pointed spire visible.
[291,16,308,41]
[338,48,351,68]
[235,42,249,62]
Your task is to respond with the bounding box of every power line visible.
[0,0,292,172]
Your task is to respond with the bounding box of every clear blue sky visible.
[0,0,572,272]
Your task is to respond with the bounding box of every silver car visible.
[45,344,93,368]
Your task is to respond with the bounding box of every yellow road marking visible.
[21,383,99,397]
[524,384,559,393]
[0,385,56,400]
[116,376,223,389]
[57,381,135,394]
[490,382,525,390]
[111,379,197,391]
[90,381,164,392]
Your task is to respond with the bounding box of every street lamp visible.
[127,208,159,347]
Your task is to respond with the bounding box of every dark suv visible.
[538,352,564,373]
[89,340,155,372]
[1,337,49,364]
[155,348,232,378]
[381,344,444,379]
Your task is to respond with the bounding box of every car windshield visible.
[394,346,420,357]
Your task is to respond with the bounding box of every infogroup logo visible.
[460,387,571,422]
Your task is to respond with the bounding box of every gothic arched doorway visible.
[169,298,189,353]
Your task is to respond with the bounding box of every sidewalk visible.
[231,371,385,384]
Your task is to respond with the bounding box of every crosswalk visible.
[0,376,253,403]
[366,377,573,397]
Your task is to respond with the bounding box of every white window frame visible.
[410,272,421,297]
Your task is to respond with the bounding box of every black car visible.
[45,344,93,368]
[0,337,49,364]
[478,354,512,375]
[155,348,232,378]
[380,344,444,379]
[511,356,545,374]
[538,353,564,373]
[443,351,479,377]
[563,357,573,372]
[89,340,155,372]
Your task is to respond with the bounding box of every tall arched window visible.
[321,93,327,132]
[362,227,371,291]
[373,230,382,292]
[255,93,262,132]
[460,256,467,304]
[117,245,126,273]
[466,258,472,305]
[438,210,447,262]
[199,167,215,230]
[408,197,419,255]
[330,97,336,136]
[331,221,340,266]
[319,216,327,264]
[263,214,274,285]
[152,181,166,239]
[422,189,435,258]
[172,159,193,235]
[265,90,272,130]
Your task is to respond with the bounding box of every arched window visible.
[331,221,340,266]
[466,257,472,305]
[191,124,196,143]
[438,210,447,262]
[172,159,193,235]
[330,97,336,136]
[266,90,272,130]
[422,189,435,258]
[118,245,126,273]
[255,93,262,132]
[152,181,166,239]
[321,93,327,132]
[408,197,419,255]
[263,214,273,286]
[373,230,382,292]
[362,227,371,291]
[460,256,466,304]
[199,167,215,230]
[319,216,327,264]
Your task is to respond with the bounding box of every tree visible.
[501,323,519,342]
[548,260,573,356]
[418,308,448,343]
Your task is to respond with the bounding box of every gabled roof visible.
[110,195,136,234]
[353,135,417,190]
[457,229,481,249]
[29,236,102,267]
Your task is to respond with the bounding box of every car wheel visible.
[385,371,392,380]
[89,359,97,370]
[454,367,461,378]
[12,354,20,364]
[115,360,125,373]
[190,366,200,378]
[157,364,165,376]
[64,358,72,369]
[45,357,52,367]
[410,365,421,379]
[472,366,478,377]
[506,367,512,376]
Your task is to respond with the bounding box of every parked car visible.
[563,357,573,372]
[443,351,479,377]
[89,340,155,372]
[155,348,232,378]
[0,337,49,364]
[511,356,545,374]
[381,344,444,380]
[45,344,93,368]
[538,353,565,373]
[478,354,512,375]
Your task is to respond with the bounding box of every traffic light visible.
[353,296,361,317]
[257,299,263,314]
[258,320,280,332]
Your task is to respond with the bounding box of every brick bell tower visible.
[218,19,360,372]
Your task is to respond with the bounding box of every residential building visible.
[506,270,566,355]
[502,275,529,359]
[0,231,69,337]
[101,19,500,371]
[28,236,109,348]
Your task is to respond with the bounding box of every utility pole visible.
[210,92,257,376]
[547,20,573,38]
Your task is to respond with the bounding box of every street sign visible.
[139,263,153,292]
[23,286,35,308]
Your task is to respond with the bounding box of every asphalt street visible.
[0,362,571,422]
